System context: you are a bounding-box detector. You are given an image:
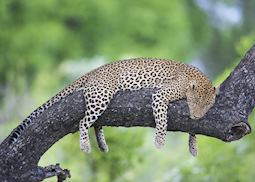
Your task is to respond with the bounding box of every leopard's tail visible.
[8,76,87,145]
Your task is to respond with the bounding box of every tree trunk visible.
[0,45,255,182]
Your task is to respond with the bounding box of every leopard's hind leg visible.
[79,87,115,153]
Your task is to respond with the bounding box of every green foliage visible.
[0,0,209,88]
[40,128,145,182]
[214,32,255,86]
[236,33,255,57]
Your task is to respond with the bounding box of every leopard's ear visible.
[215,86,220,95]
[213,86,216,93]
[189,80,197,90]
[192,84,195,90]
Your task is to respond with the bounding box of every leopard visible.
[8,58,216,156]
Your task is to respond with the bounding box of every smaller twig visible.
[44,163,71,182]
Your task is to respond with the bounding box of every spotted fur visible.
[189,134,198,157]
[9,58,216,155]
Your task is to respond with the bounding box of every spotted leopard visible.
[9,58,216,156]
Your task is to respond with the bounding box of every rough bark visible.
[0,45,255,182]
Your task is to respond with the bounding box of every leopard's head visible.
[186,75,216,119]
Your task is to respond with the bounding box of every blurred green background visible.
[0,0,255,181]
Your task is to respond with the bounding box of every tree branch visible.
[0,45,255,181]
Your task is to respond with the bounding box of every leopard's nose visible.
[190,115,200,120]
[190,111,205,119]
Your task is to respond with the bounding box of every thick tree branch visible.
[0,45,255,181]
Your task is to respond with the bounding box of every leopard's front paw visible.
[80,140,91,153]
[189,134,198,157]
[99,143,109,153]
[154,135,165,149]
